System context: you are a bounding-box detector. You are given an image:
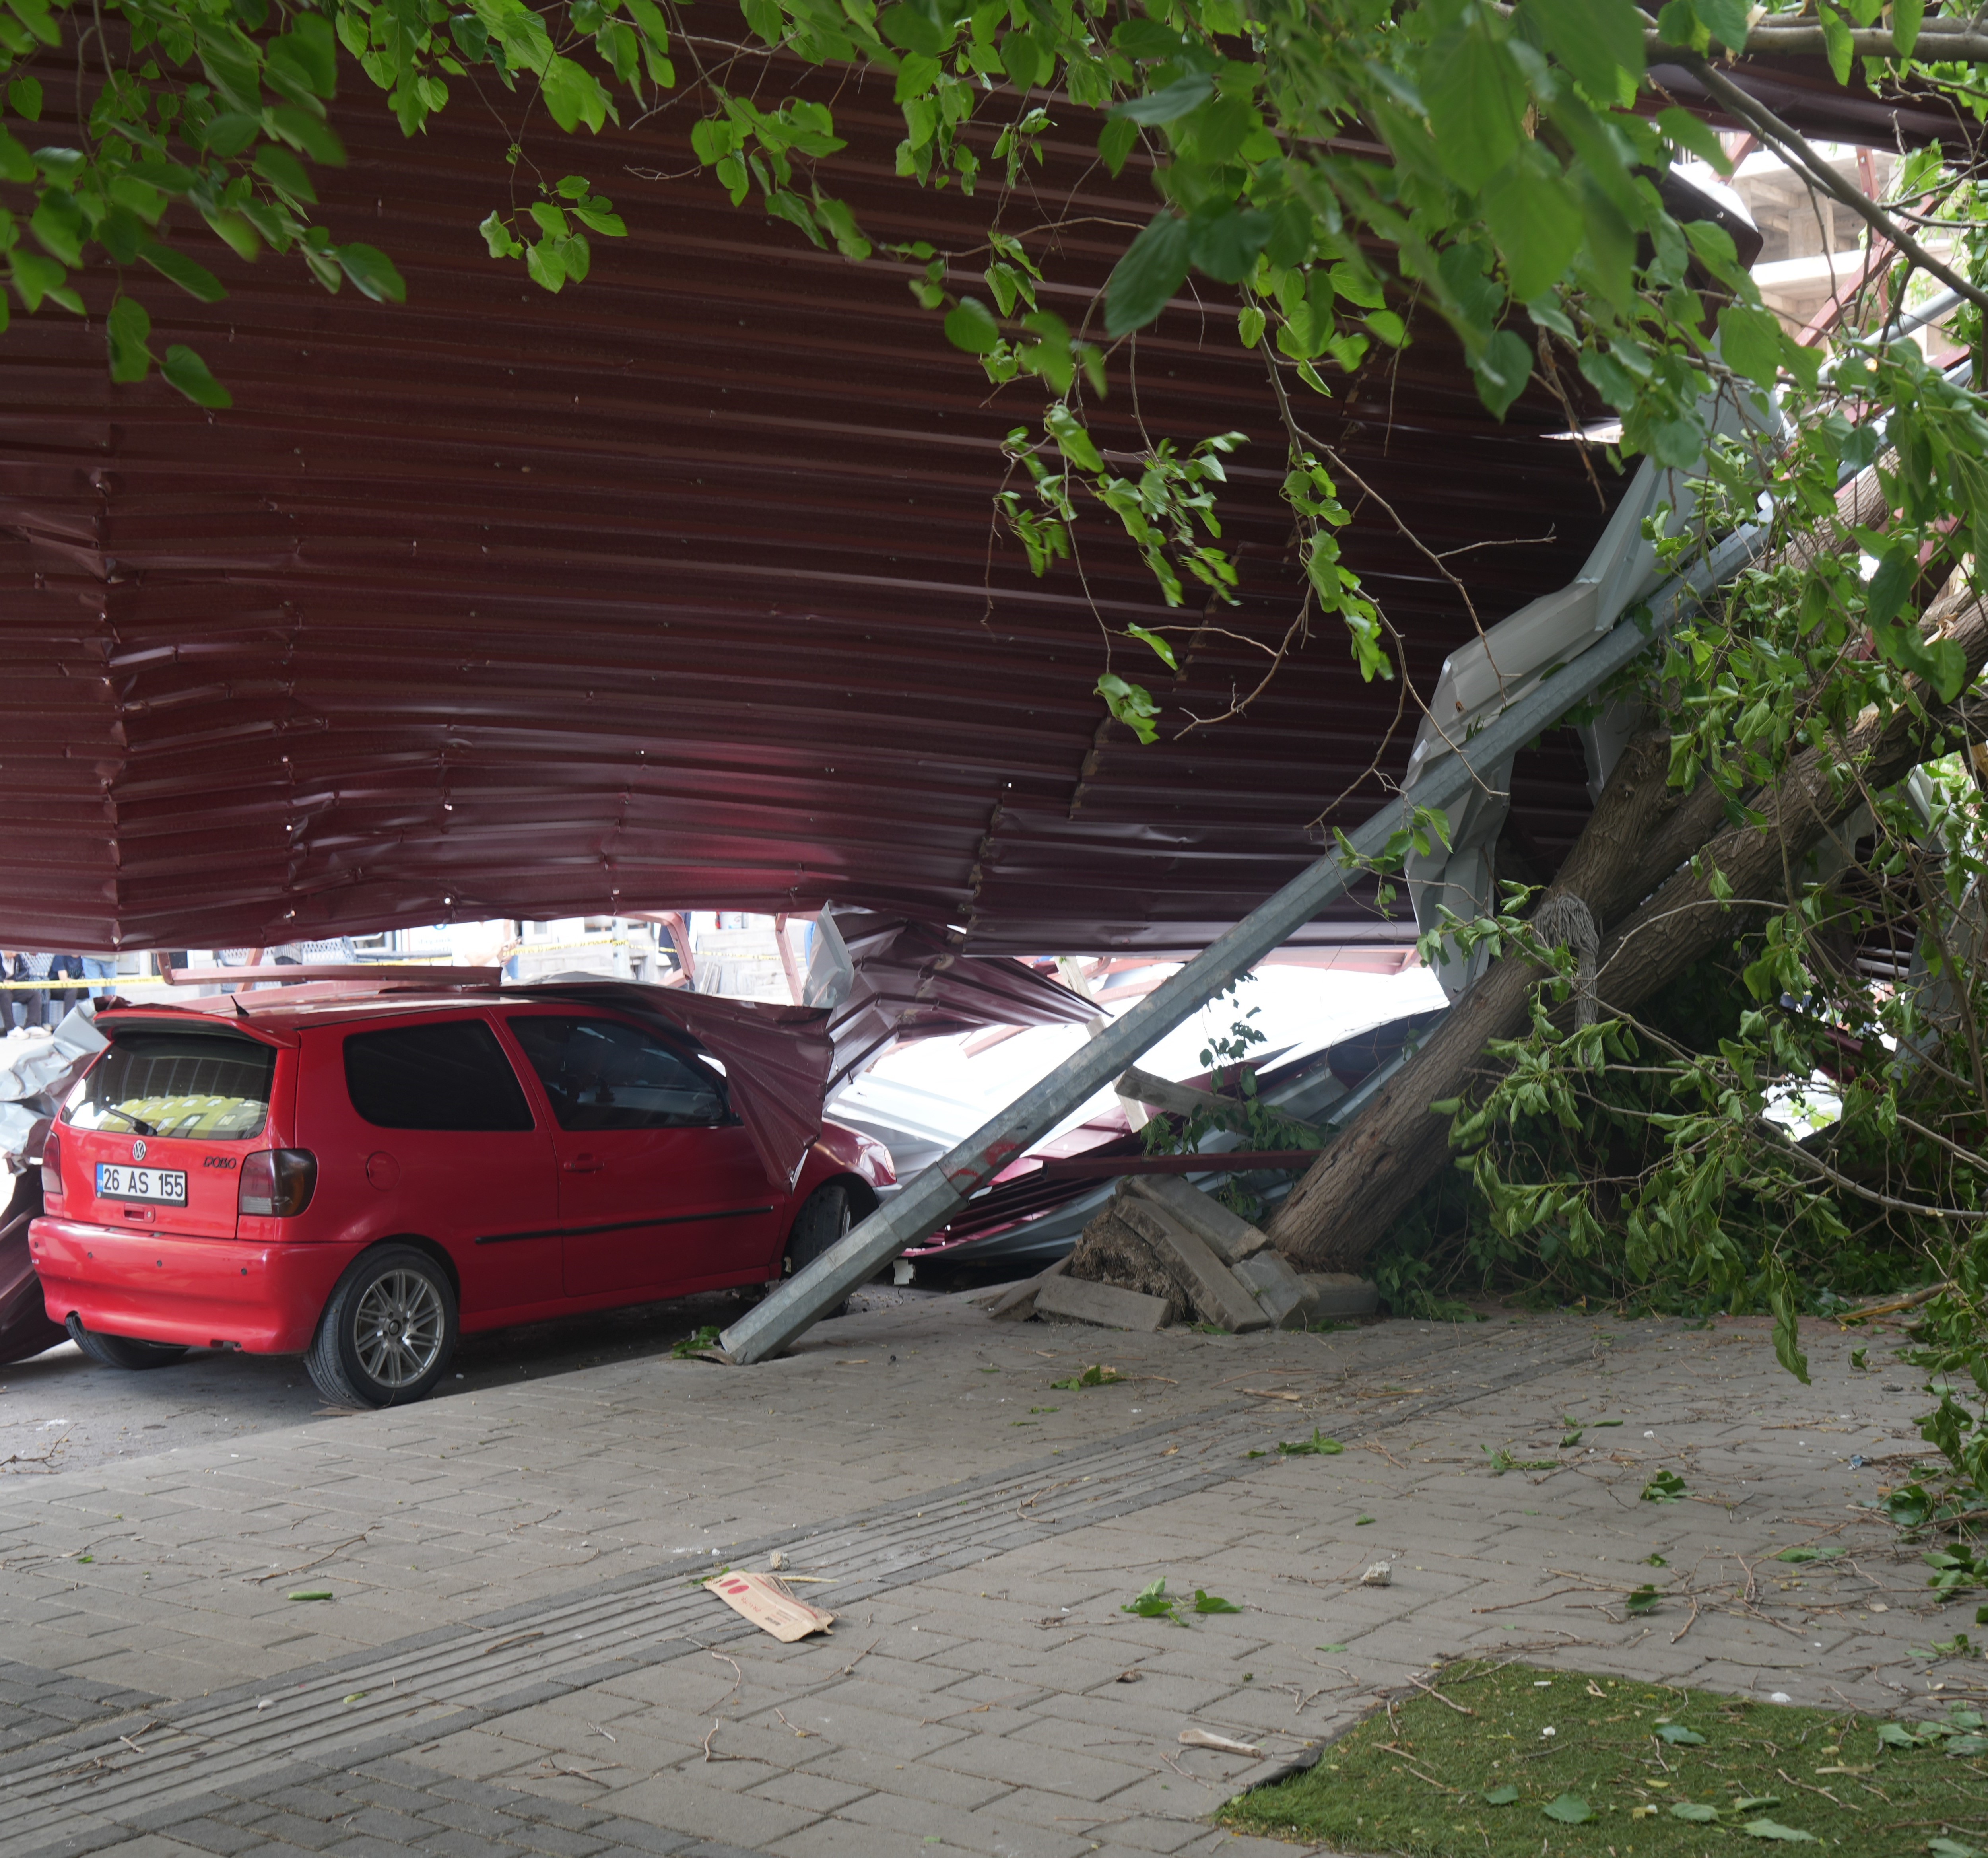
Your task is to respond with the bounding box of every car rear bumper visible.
[28,1216,349,1353]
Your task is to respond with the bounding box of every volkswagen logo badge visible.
[132,1139,148,1162]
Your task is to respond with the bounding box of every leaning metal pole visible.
[721,525,1764,1363]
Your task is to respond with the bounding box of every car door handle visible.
[562,1155,604,1174]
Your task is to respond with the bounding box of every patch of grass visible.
[1220,1660,1988,1857]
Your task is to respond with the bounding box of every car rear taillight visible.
[239,1149,318,1218]
[40,1131,61,1200]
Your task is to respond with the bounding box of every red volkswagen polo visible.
[29,988,891,1406]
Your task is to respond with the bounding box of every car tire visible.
[305,1245,458,1409]
[784,1183,869,1318]
[65,1314,189,1370]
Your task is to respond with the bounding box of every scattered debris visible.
[1050,1364,1127,1390]
[1018,1174,1377,1334]
[1359,1562,1392,1587]
[703,1570,835,1642]
[1277,1428,1344,1457]
[767,1550,788,1571]
[1641,1469,1689,1502]
[1120,1577,1242,1625]
[1180,1726,1264,1758]
[287,1589,334,1602]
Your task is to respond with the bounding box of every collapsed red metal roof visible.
[0,58,1694,955]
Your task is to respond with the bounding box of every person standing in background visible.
[47,953,85,1017]
[7,952,52,1030]
[80,954,118,998]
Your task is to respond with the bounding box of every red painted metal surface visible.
[0,55,1835,956]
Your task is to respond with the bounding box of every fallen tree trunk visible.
[1270,550,1985,1273]
[1265,713,1721,1267]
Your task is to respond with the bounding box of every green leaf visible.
[944,295,1001,354]
[1425,22,1527,189]
[1543,1795,1593,1825]
[160,343,232,410]
[1127,625,1177,670]
[1718,303,1783,390]
[1524,0,1644,96]
[878,1,948,56]
[9,251,68,312]
[200,110,261,160]
[1105,212,1189,338]
[1000,29,1047,92]
[1626,1584,1662,1615]
[1277,1429,1344,1456]
[541,56,612,134]
[1112,73,1215,126]
[139,241,227,304]
[1820,4,1854,82]
[1695,0,1754,51]
[1657,1722,1706,1744]
[334,243,406,304]
[1742,1821,1820,1843]
[1096,673,1159,743]
[0,126,33,183]
[1670,1802,1722,1822]
[1865,545,1916,628]
[1655,105,1730,174]
[1191,1589,1241,1614]
[253,144,317,205]
[1188,207,1272,286]
[1044,403,1102,471]
[1483,1784,1519,1806]
[105,297,151,384]
[1099,114,1137,177]
[1894,0,1926,58]
[287,1587,334,1601]
[1471,328,1533,420]
[1237,303,1265,348]
[8,76,41,121]
[1483,164,1583,303]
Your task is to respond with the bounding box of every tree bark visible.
[1268,480,1972,1274]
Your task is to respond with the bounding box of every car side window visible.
[505,1016,728,1132]
[344,1019,536,1131]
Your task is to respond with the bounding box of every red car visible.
[29,989,892,1405]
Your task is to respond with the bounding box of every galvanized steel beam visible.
[720,525,1765,1363]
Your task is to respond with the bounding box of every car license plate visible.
[95,1163,188,1206]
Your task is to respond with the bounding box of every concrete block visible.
[1033,1274,1173,1332]
[1124,1174,1268,1262]
[1115,1199,1267,1332]
[1231,1252,1309,1329]
[988,1258,1067,1322]
[1299,1272,1379,1317]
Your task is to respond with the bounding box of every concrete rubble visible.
[979,1171,1380,1334]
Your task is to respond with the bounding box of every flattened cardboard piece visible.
[704,1570,836,1642]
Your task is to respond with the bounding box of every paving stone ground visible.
[0,1293,1970,1858]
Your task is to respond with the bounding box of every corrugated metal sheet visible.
[0,58,1640,954]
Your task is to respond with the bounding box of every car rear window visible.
[343,1019,536,1131]
[63,1029,277,1141]
[505,1015,728,1131]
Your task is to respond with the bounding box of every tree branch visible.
[1673,51,1988,319]
[1656,21,1988,62]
